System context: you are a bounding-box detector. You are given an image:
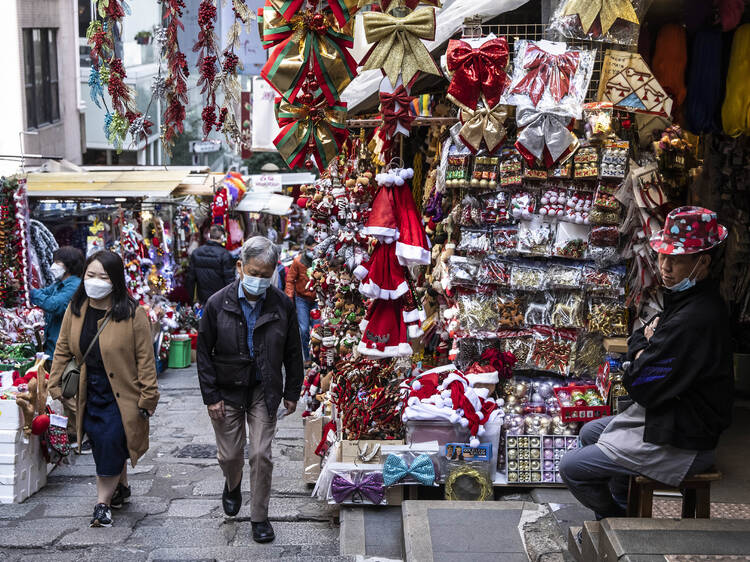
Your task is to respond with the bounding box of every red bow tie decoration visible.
[378,86,416,140]
[510,44,580,107]
[446,37,509,110]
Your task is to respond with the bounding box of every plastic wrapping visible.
[448,256,481,288]
[549,0,650,48]
[510,190,535,219]
[479,191,509,225]
[588,297,628,336]
[600,141,629,179]
[551,291,585,328]
[469,156,500,189]
[495,292,525,329]
[582,101,614,141]
[582,265,625,293]
[538,187,567,218]
[523,293,552,326]
[499,330,533,365]
[494,225,519,255]
[500,148,523,187]
[528,326,577,375]
[573,332,607,377]
[446,153,472,188]
[478,258,511,286]
[574,146,600,179]
[510,262,547,291]
[589,226,619,247]
[517,218,555,255]
[325,463,388,505]
[459,195,483,227]
[546,264,582,289]
[561,190,593,224]
[505,39,596,118]
[457,228,493,254]
[553,221,590,258]
[458,292,503,333]
[381,443,441,486]
[523,163,549,181]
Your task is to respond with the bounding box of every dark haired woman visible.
[49,250,160,528]
[30,246,84,444]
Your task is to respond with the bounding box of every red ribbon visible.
[378,85,416,139]
[447,37,509,110]
[510,44,580,107]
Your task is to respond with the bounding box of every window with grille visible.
[23,28,60,129]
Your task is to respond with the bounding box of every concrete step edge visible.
[582,520,601,562]
[567,525,583,562]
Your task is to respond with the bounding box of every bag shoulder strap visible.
[80,313,112,363]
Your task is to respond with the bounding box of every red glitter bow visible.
[446,37,509,110]
[510,44,580,107]
[379,86,416,139]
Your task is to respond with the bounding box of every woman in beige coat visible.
[49,250,159,528]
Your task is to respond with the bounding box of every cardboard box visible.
[303,415,330,484]
[340,439,404,505]
[603,337,628,353]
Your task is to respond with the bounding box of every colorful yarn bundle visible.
[684,30,722,134]
[722,24,750,137]
[651,24,687,118]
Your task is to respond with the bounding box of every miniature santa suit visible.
[353,242,408,300]
[357,299,413,358]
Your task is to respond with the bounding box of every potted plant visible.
[134,30,152,45]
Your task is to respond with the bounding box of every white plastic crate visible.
[0,428,47,503]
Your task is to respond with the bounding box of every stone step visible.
[581,520,601,562]
[599,518,750,560]
[402,500,541,562]
[568,525,583,562]
[339,505,404,560]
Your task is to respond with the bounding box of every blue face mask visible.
[664,259,701,293]
[242,274,271,296]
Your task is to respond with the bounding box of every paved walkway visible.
[0,366,346,561]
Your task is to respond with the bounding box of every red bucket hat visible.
[649,206,728,255]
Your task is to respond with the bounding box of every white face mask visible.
[50,263,66,280]
[84,278,113,300]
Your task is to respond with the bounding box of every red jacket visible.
[285,256,315,301]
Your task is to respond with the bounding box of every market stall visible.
[259,0,750,504]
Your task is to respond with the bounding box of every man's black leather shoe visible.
[251,520,275,543]
[222,482,242,516]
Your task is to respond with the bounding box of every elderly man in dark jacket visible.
[186,225,236,304]
[560,207,733,524]
[197,236,303,544]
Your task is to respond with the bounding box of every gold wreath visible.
[444,466,493,501]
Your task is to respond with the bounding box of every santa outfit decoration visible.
[357,298,413,358]
[353,241,409,300]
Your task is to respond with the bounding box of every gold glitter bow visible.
[561,0,639,37]
[361,7,441,85]
[458,103,510,154]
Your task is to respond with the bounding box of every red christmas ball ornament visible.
[310,309,322,320]
[305,159,314,170]
[296,197,309,208]
[31,414,50,436]
[574,399,587,407]
[298,92,313,106]
[307,79,319,92]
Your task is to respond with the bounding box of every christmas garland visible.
[194,0,221,139]
[86,0,152,151]
[160,0,190,155]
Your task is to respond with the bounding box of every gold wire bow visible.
[361,7,441,85]
[458,103,510,154]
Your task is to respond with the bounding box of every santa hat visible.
[392,169,431,266]
[362,184,399,243]
[465,363,500,386]
[353,242,408,300]
[357,299,412,358]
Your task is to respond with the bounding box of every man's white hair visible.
[240,236,279,267]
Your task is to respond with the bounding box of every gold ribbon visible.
[561,0,639,36]
[362,7,440,85]
[274,97,348,169]
[458,103,510,153]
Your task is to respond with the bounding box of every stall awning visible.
[26,170,195,198]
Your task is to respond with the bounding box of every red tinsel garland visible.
[161,0,190,150]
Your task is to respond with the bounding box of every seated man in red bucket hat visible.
[560,206,734,524]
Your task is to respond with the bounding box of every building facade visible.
[0,0,84,175]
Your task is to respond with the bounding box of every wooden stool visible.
[626,469,722,518]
